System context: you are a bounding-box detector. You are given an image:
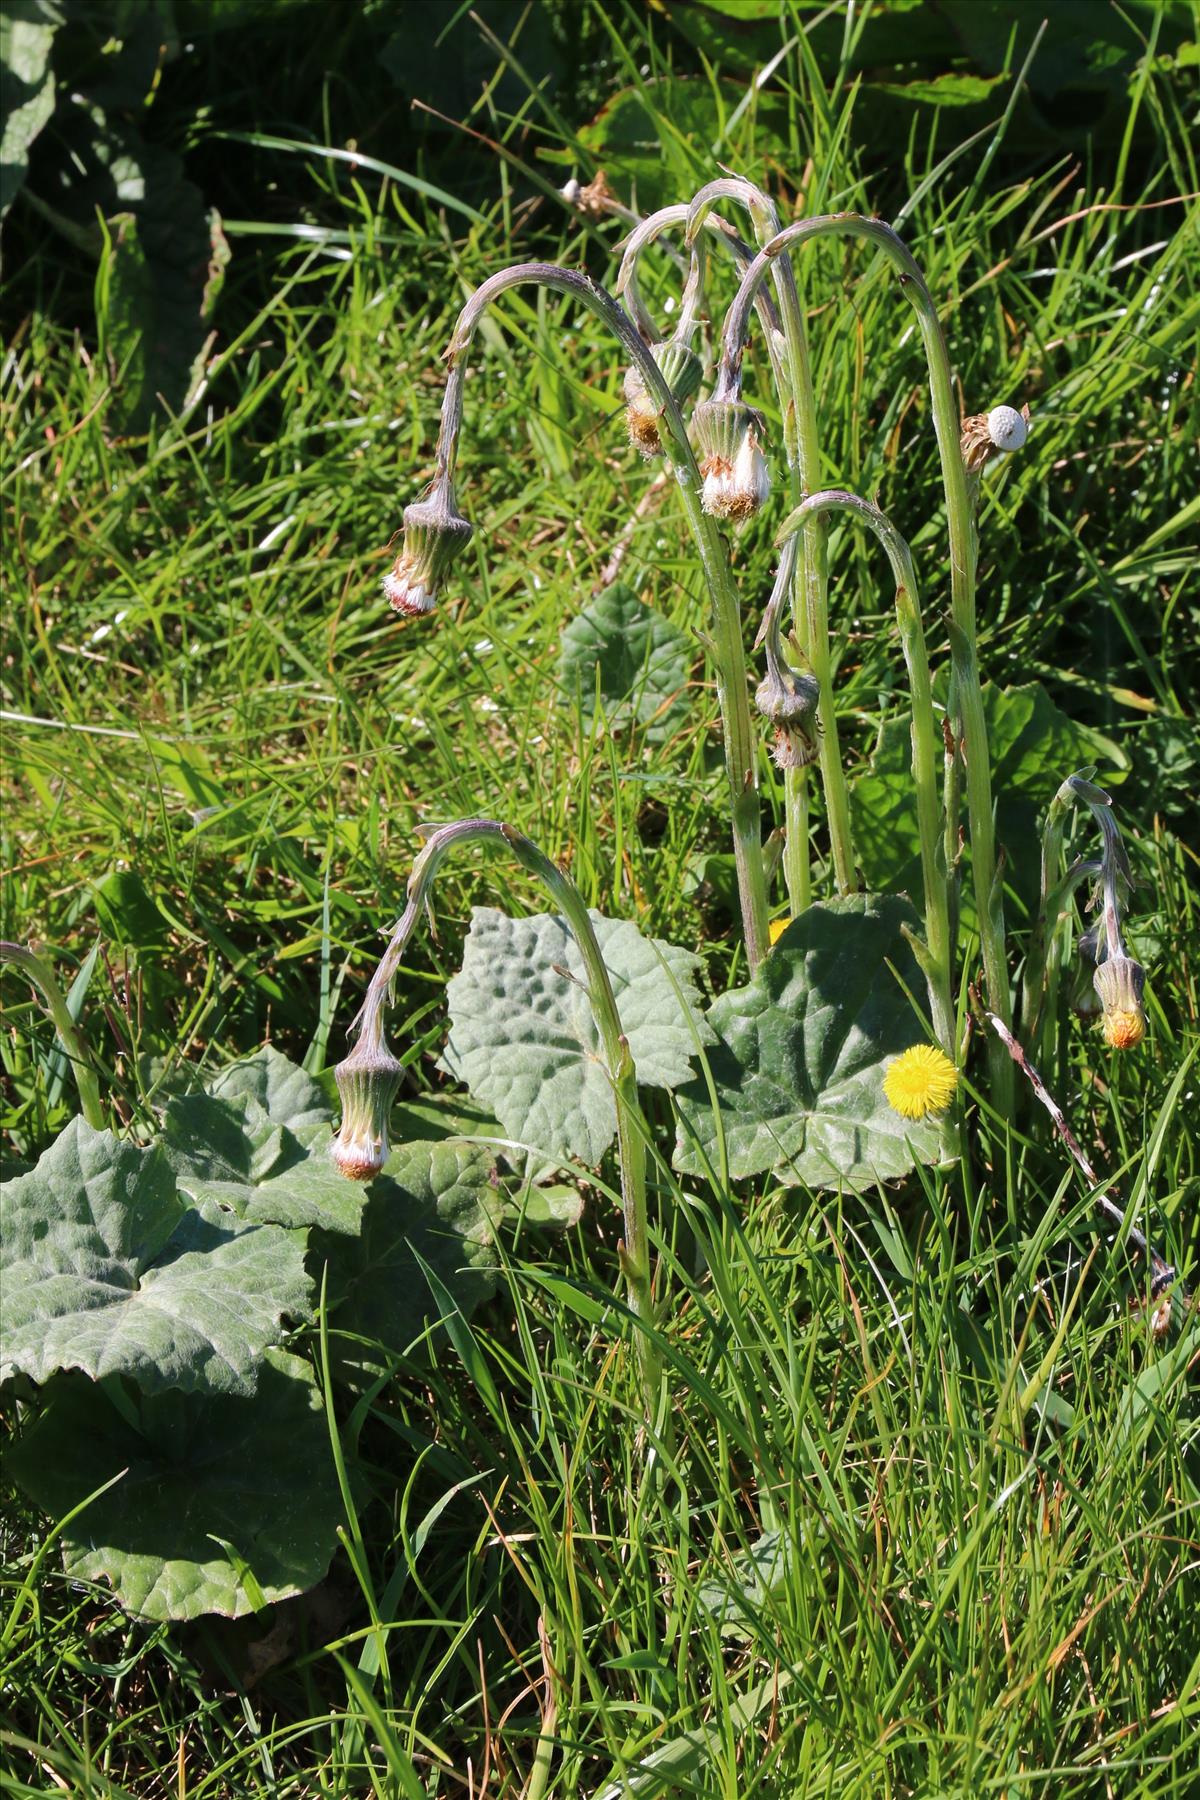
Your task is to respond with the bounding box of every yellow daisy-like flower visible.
[883,1044,959,1119]
[769,918,792,946]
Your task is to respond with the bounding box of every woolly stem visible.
[352,819,660,1421]
[435,262,769,970]
[719,215,1013,1109]
[776,493,955,1063]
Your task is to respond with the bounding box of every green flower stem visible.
[354,818,660,1420]
[437,261,769,971]
[1021,776,1077,1065]
[688,180,854,903]
[777,494,955,1063]
[1022,771,1129,1070]
[1,941,104,1130]
[719,215,1013,1110]
[614,203,785,367]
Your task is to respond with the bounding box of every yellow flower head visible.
[883,1044,958,1120]
[769,917,792,946]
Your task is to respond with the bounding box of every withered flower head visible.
[693,398,770,522]
[382,479,473,617]
[961,402,1031,474]
[623,340,703,457]
[331,1024,403,1180]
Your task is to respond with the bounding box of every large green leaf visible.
[0,1118,310,1395]
[0,0,60,222]
[97,197,229,434]
[441,908,712,1165]
[204,1046,332,1130]
[162,1092,361,1235]
[318,1139,499,1360]
[6,1350,341,1622]
[557,584,693,739]
[161,1049,362,1235]
[674,896,942,1190]
[850,683,1123,922]
[545,76,790,212]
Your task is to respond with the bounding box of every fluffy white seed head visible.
[986,405,1028,453]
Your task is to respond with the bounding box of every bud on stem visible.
[383,476,474,617]
[331,1012,404,1180]
[693,397,770,521]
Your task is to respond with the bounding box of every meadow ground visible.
[2,3,1198,1794]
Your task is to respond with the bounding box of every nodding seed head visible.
[623,341,703,457]
[1093,954,1147,1050]
[382,480,473,617]
[960,401,1031,473]
[331,1032,404,1180]
[693,399,770,521]
[986,404,1028,452]
[755,623,820,769]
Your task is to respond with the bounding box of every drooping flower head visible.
[624,340,704,458]
[692,397,770,521]
[754,544,820,768]
[883,1044,959,1120]
[382,476,473,617]
[1093,953,1147,1049]
[331,1013,403,1180]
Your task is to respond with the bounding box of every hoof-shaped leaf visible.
[318,1139,500,1361]
[441,907,711,1165]
[6,1350,341,1621]
[0,1118,310,1395]
[557,583,693,738]
[162,1048,363,1235]
[674,895,943,1191]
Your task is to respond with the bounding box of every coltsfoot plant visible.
[1,178,1178,1630]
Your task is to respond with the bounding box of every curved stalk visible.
[614,203,784,359]
[347,819,660,1417]
[432,260,769,969]
[1,941,104,1130]
[776,494,955,1064]
[718,214,1012,1109]
[688,180,857,902]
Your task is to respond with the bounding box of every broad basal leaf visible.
[851,682,1123,921]
[0,1117,310,1395]
[0,0,60,222]
[674,895,942,1190]
[318,1139,499,1360]
[161,1047,361,1235]
[204,1045,332,1132]
[6,1350,341,1622]
[696,1530,791,1638]
[557,583,693,738]
[441,908,712,1165]
[162,1091,362,1235]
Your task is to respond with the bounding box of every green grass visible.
[2,2,1199,1794]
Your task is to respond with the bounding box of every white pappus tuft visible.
[986,405,1029,453]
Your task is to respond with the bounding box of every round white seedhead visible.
[986,404,1028,453]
